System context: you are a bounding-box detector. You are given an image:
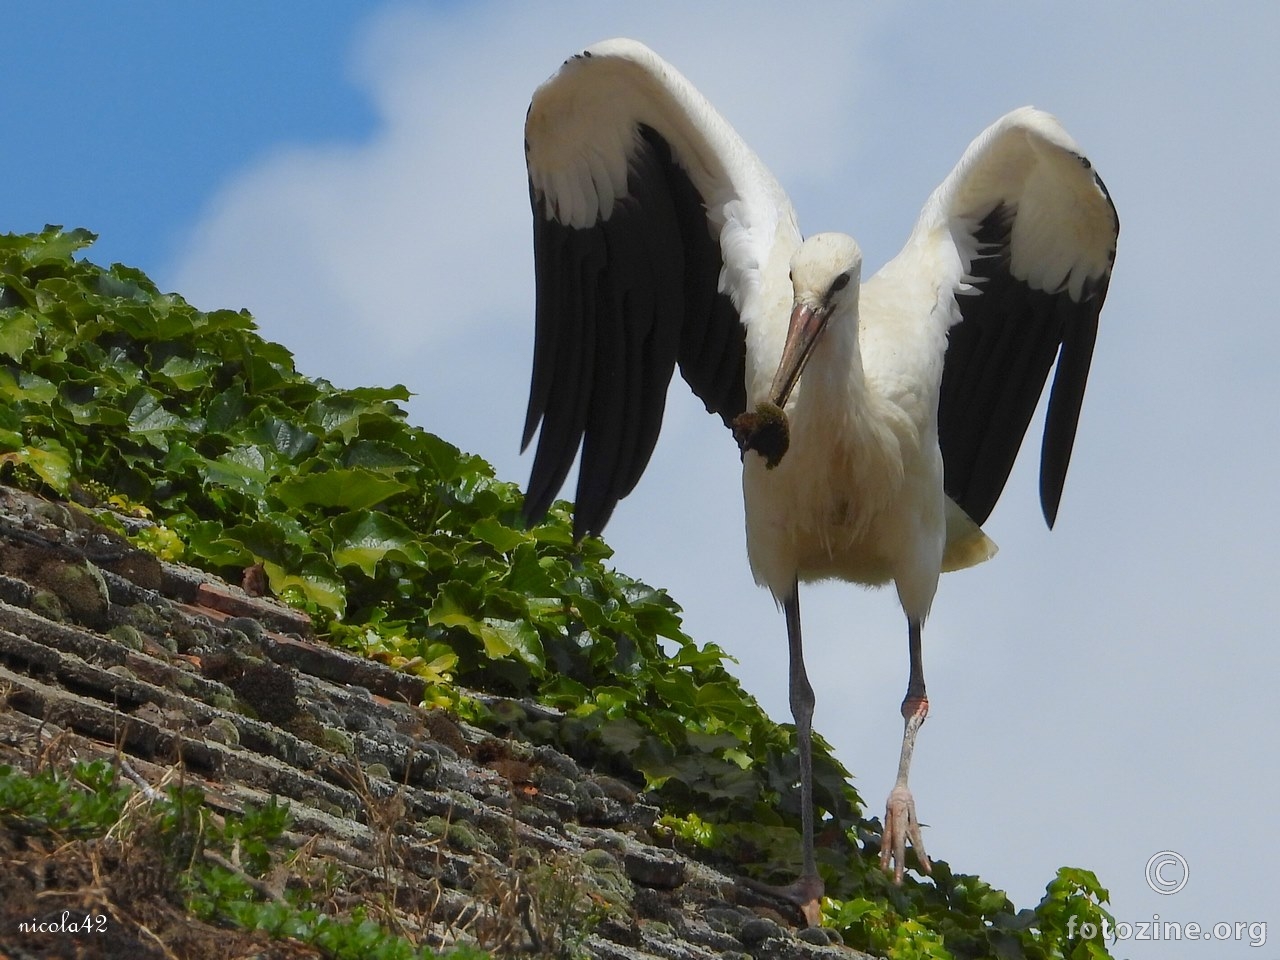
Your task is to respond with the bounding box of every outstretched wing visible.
[890,107,1119,528]
[521,38,801,540]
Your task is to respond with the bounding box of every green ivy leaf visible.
[200,449,273,493]
[182,521,255,567]
[479,617,544,665]
[0,368,57,404]
[0,310,38,359]
[126,390,192,449]
[273,469,410,511]
[0,443,73,492]
[165,355,216,391]
[329,511,426,577]
[262,558,346,618]
[471,516,528,553]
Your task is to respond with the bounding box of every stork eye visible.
[830,272,850,293]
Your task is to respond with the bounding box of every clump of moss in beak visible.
[732,401,791,469]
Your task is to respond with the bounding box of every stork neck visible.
[796,302,864,410]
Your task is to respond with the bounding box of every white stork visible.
[519,38,1117,923]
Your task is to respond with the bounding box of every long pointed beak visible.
[769,301,831,408]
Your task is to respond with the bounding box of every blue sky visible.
[6,3,375,270]
[6,4,1279,957]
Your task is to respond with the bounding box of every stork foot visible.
[879,783,931,883]
[740,873,824,927]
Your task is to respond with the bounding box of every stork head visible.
[769,232,863,408]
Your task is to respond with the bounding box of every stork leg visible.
[738,584,824,924]
[880,617,933,882]
[778,584,824,924]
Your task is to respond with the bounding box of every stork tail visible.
[942,498,998,572]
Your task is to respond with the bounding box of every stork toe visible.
[741,873,825,928]
[880,783,931,883]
